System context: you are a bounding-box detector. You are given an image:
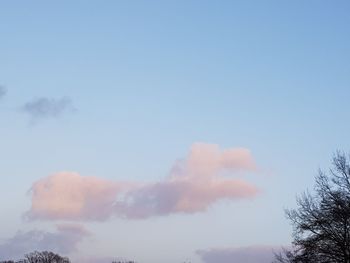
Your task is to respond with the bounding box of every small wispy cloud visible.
[196,246,281,263]
[21,97,76,121]
[0,86,7,99]
[0,224,90,260]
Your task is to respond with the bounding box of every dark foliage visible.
[0,251,70,263]
[275,152,350,263]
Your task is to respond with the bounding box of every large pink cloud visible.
[26,143,258,220]
[25,172,129,221]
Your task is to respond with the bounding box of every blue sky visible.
[1,1,350,263]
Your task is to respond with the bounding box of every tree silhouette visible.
[1,251,70,263]
[275,152,350,263]
[25,251,70,263]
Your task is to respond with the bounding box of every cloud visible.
[197,246,280,263]
[26,143,258,220]
[0,86,7,99]
[0,224,90,260]
[21,97,75,120]
[25,172,129,221]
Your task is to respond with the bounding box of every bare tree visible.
[275,152,350,263]
[25,251,70,263]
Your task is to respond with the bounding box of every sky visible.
[1,1,350,262]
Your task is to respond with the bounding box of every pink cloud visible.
[185,143,256,177]
[26,143,259,220]
[116,177,257,219]
[25,172,129,221]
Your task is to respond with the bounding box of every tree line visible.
[0,251,135,263]
[0,251,70,263]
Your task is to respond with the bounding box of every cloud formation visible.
[0,86,7,99]
[26,143,258,220]
[0,224,89,260]
[26,172,128,221]
[197,246,279,263]
[21,97,75,120]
